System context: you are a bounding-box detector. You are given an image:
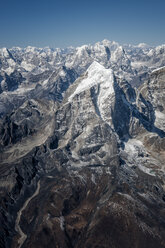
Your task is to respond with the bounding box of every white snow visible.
[97,66,115,123]
[0,48,9,57]
[8,58,15,66]
[124,138,145,165]
[138,164,155,176]
[137,43,149,48]
[25,46,39,53]
[68,61,115,125]
[76,45,88,56]
[42,79,49,86]
[131,61,148,68]
[59,69,66,77]
[68,61,114,101]
[154,110,165,131]
[60,216,65,231]
[151,66,165,74]
[124,139,156,176]
[21,61,35,71]
[10,85,35,95]
[110,46,123,62]
[3,67,15,75]
[155,110,165,119]
[105,167,112,175]
[117,192,135,202]
[91,174,96,184]
[124,139,142,154]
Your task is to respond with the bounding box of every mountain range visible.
[0,40,165,248]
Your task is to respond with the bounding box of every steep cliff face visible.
[140,66,165,131]
[0,62,165,248]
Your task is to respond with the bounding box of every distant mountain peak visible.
[137,42,149,48]
[0,47,10,57]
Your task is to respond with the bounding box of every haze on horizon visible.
[0,0,165,49]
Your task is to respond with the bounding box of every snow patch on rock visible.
[151,66,165,74]
[60,216,65,231]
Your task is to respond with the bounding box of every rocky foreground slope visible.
[0,41,165,248]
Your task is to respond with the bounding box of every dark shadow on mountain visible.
[111,80,132,141]
[112,79,165,141]
[137,93,165,137]
[90,85,101,117]
[29,66,78,102]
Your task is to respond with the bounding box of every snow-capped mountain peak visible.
[137,43,149,48]
[68,61,114,102]
[0,47,10,57]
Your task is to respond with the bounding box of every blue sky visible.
[0,0,165,48]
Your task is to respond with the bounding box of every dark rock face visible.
[0,71,24,92]
[0,59,165,248]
